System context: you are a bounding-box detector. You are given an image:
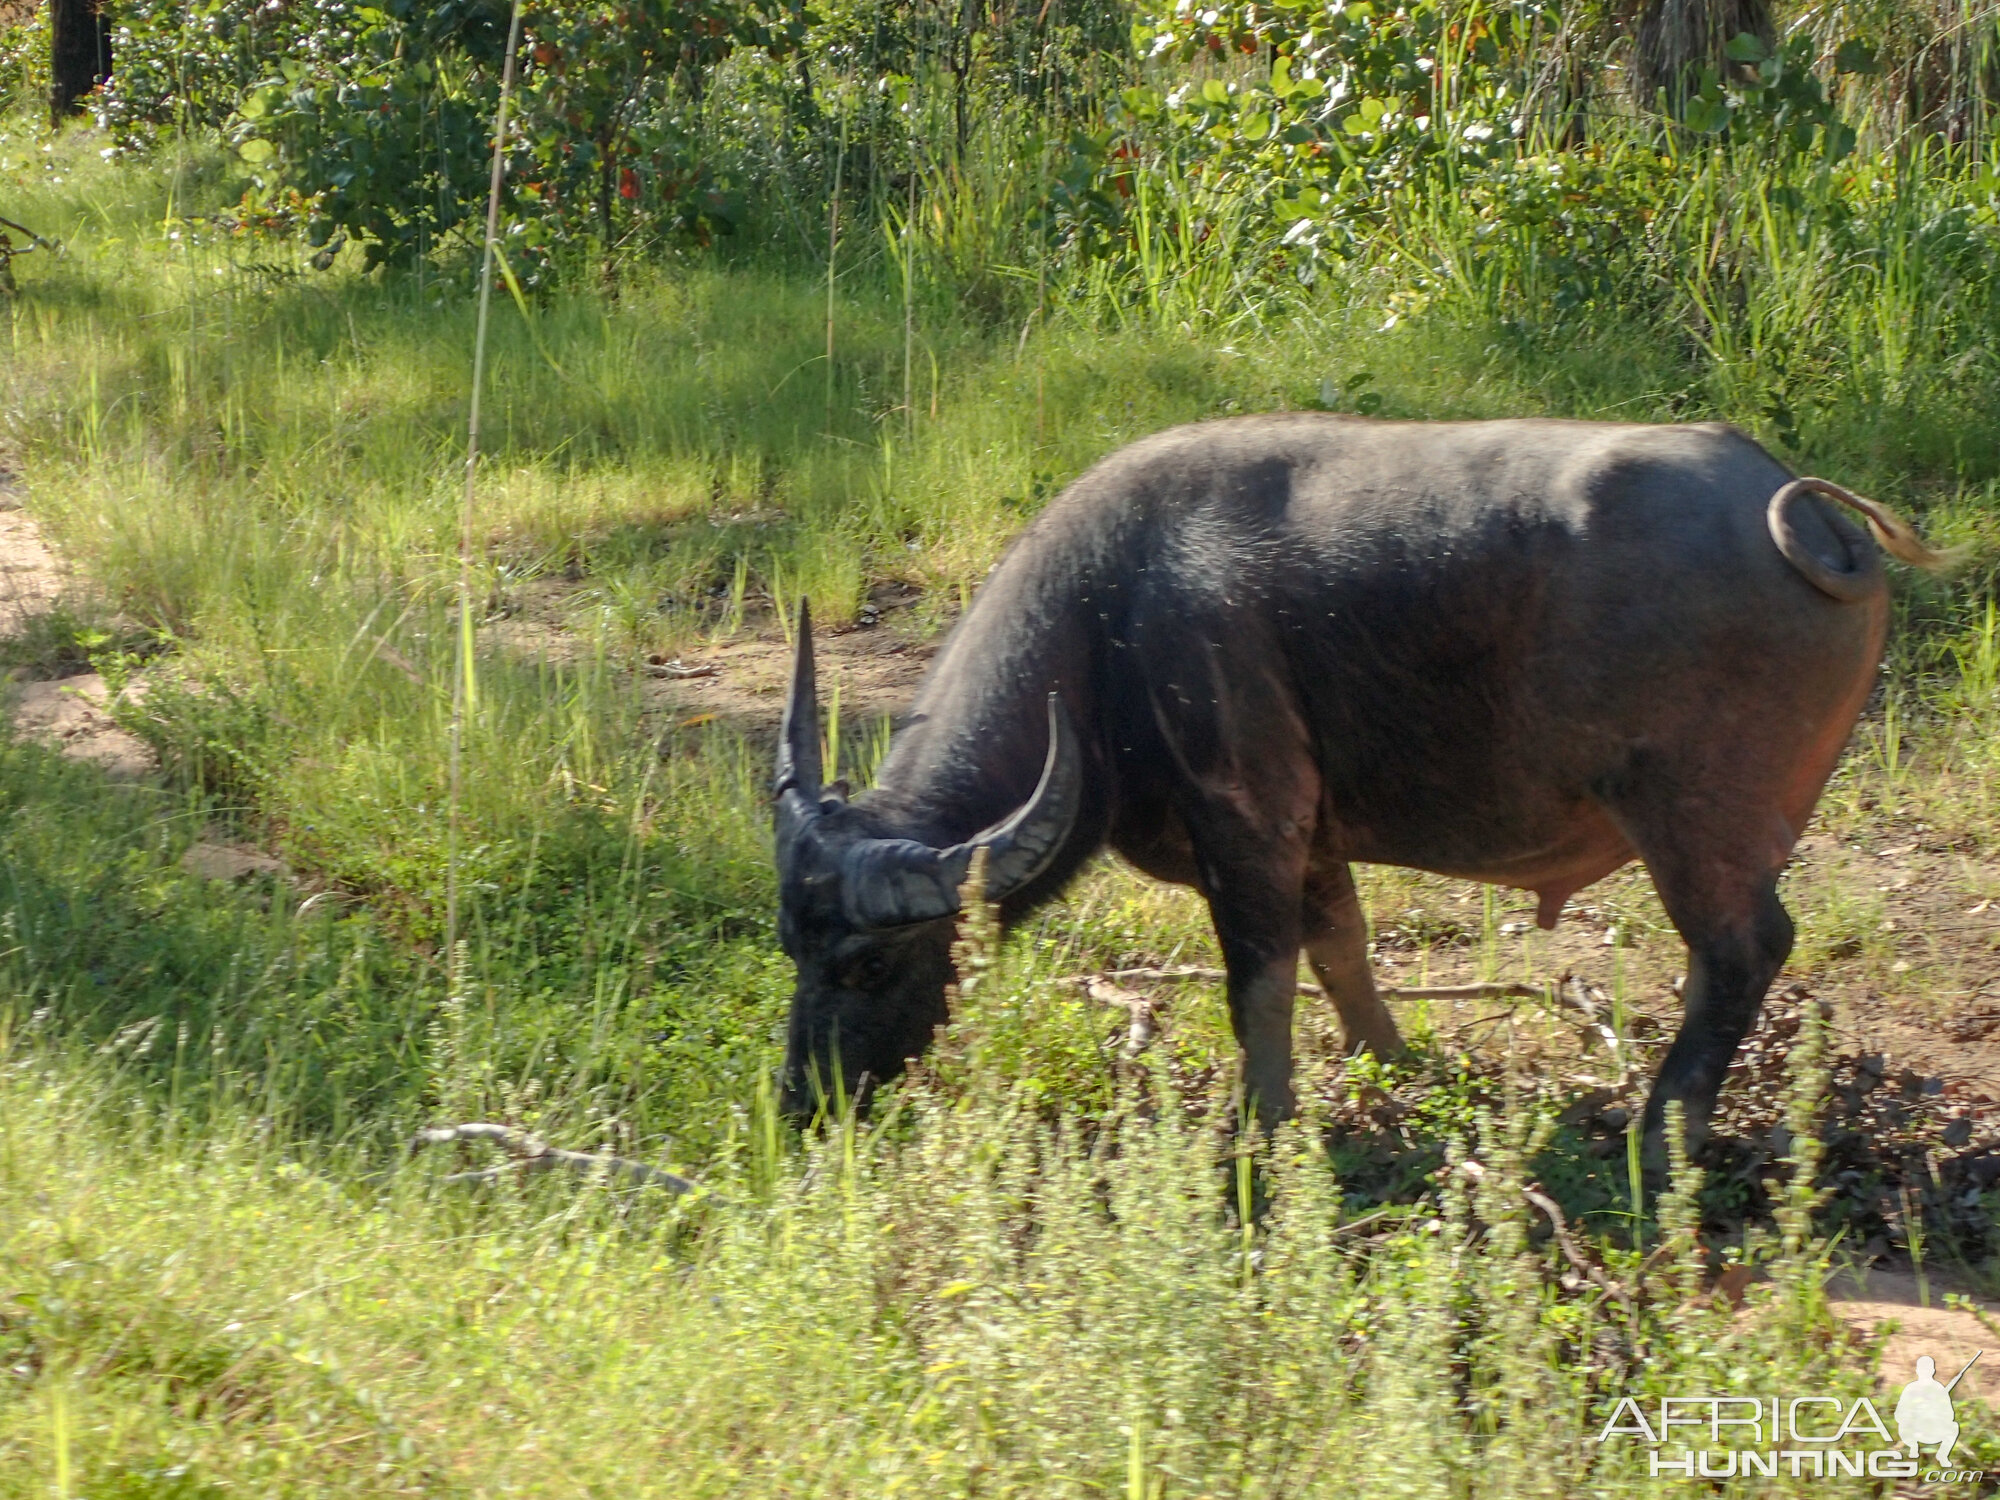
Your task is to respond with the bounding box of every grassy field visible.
[3,89,2000,1496]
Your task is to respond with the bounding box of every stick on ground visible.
[413,1122,698,1194]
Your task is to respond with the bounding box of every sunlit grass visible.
[0,1021,1907,1500]
[0,97,1998,1496]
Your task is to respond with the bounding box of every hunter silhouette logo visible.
[1596,1348,1988,1483]
[1896,1352,1980,1468]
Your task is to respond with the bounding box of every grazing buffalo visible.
[773,415,1949,1145]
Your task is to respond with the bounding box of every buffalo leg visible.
[1615,807,1797,1151]
[1645,883,1793,1149]
[1180,812,1311,1128]
[1302,858,1404,1057]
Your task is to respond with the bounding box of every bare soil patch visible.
[0,475,63,637]
[1827,1266,1999,1414]
[0,480,161,778]
[7,671,156,779]
[486,577,939,740]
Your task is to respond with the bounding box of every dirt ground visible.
[0,467,158,777]
[0,469,63,636]
[485,574,939,735]
[5,490,1996,1412]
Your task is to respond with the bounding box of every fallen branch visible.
[1388,981,1543,1001]
[0,214,58,253]
[412,1123,698,1194]
[1080,976,1159,1057]
[1446,1008,1518,1039]
[1061,966,1544,1004]
[645,659,717,679]
[1521,1180,1631,1314]
[1554,974,1644,1087]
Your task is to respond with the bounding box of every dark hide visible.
[775,415,1898,1147]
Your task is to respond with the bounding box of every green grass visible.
[3,85,2000,1496]
[1,1028,1936,1499]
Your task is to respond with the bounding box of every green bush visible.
[0,0,47,120]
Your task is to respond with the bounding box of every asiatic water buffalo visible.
[773,415,1949,1145]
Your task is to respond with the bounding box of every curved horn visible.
[958,693,1084,900]
[840,694,1083,930]
[774,601,823,848]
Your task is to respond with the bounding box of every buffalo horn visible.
[774,600,824,844]
[841,694,1082,929]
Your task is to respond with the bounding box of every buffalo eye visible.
[844,950,892,989]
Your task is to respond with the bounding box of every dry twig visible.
[0,214,57,253]
[1521,1180,1630,1312]
[645,659,718,679]
[412,1122,698,1193]
[1061,966,1543,1004]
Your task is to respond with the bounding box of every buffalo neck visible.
[865,515,1114,896]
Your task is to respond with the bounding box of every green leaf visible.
[1202,79,1232,106]
[1724,31,1767,63]
[1121,85,1163,118]
[236,138,276,164]
[1683,95,1731,134]
[1833,38,1879,75]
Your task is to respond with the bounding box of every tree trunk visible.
[49,0,112,123]
[1630,0,1773,110]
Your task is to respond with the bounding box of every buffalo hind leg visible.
[1618,812,1796,1156]
[1302,858,1405,1057]
[1645,883,1793,1152]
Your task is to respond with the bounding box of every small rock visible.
[1599,1106,1631,1132]
[1941,1116,1974,1148]
[181,842,288,882]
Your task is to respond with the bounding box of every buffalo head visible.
[773,603,1081,1118]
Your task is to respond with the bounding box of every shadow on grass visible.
[0,736,425,1137]
[1317,991,2000,1274]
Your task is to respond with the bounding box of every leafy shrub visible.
[0,0,48,119]
[1117,0,1551,258]
[1677,29,1859,161]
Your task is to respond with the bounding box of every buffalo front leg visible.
[1226,947,1304,1129]
[1303,857,1404,1058]
[1187,835,1311,1129]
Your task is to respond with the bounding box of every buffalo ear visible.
[839,839,963,929]
[776,600,822,799]
[839,694,1084,930]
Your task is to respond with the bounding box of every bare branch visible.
[1390,982,1543,1001]
[0,216,58,253]
[1059,966,1544,1004]
[412,1122,699,1194]
[1522,1180,1631,1313]
[1080,976,1159,1057]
